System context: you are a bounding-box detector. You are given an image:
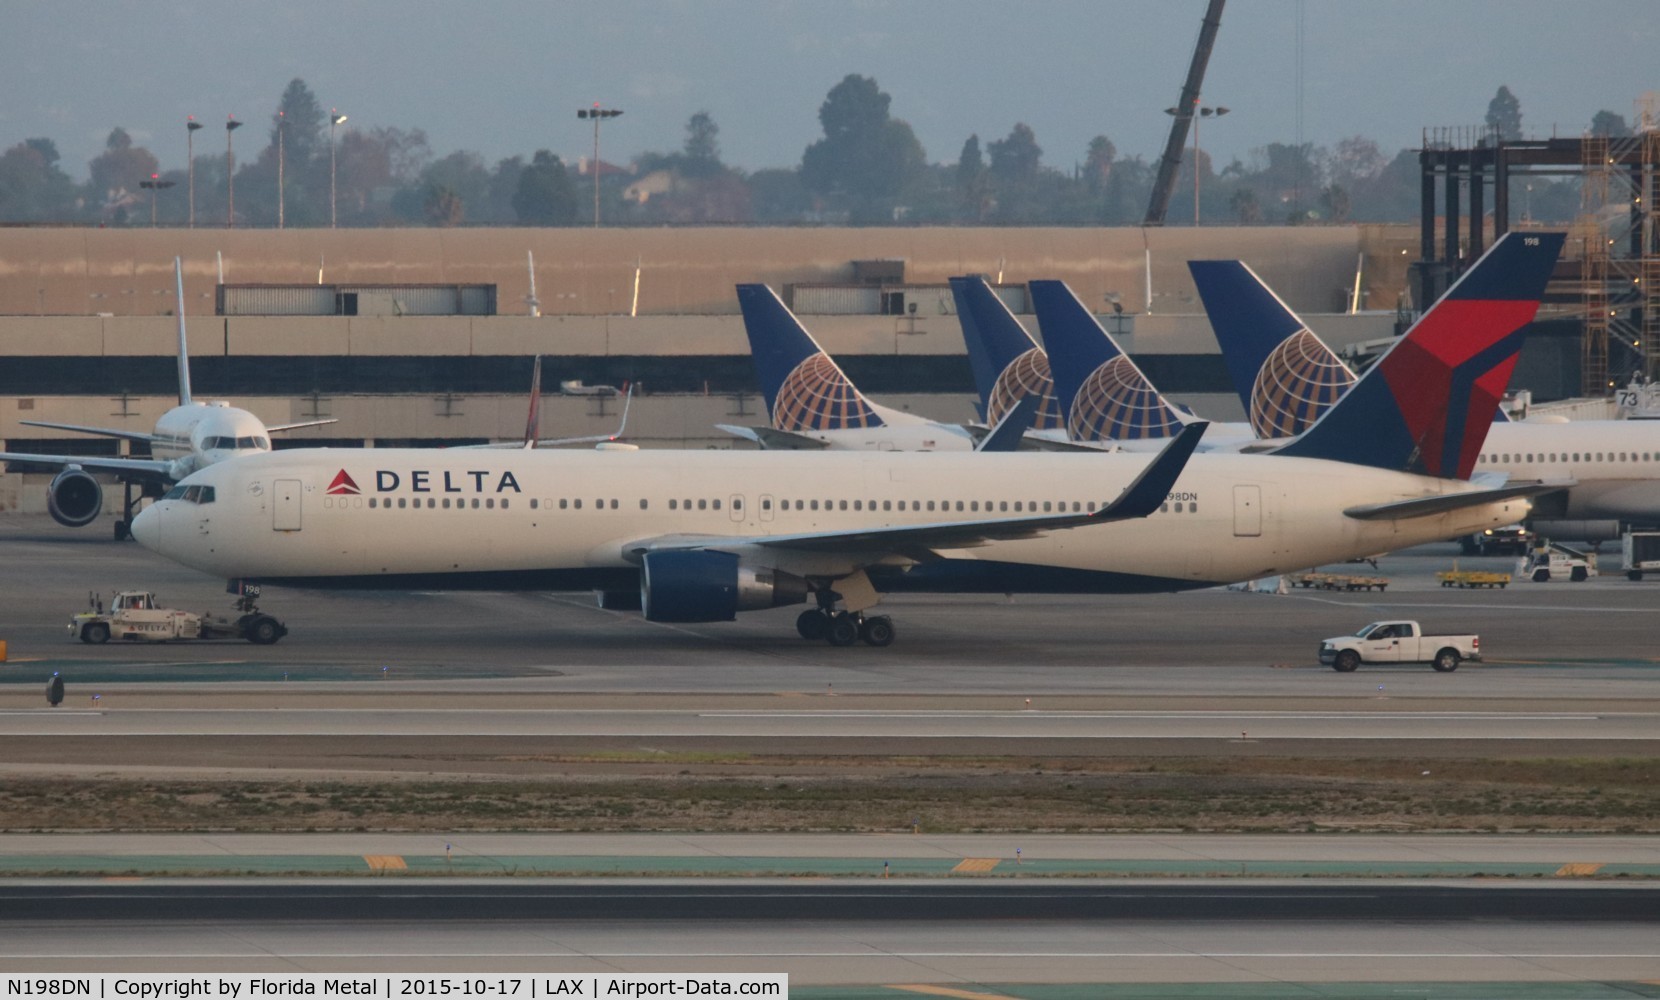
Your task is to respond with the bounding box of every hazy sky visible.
[6,0,1657,182]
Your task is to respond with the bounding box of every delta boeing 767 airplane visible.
[130,234,1563,647]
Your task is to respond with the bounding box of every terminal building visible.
[0,223,1593,515]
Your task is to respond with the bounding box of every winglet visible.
[974,391,1040,452]
[174,257,193,406]
[1092,421,1207,522]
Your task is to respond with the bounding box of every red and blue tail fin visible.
[1272,231,1563,478]
[948,275,1064,430]
[1028,279,1188,441]
[735,284,885,431]
[1188,259,1356,439]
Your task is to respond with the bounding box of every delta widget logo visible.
[326,470,361,495]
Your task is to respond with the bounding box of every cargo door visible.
[1232,484,1262,537]
[273,478,303,532]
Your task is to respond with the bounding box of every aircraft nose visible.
[130,502,164,551]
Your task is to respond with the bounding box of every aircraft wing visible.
[625,423,1205,560]
[715,424,831,450]
[18,420,158,445]
[268,419,339,433]
[1342,480,1573,521]
[0,450,174,482]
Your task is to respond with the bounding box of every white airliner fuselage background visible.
[1479,422,1660,521]
[134,447,1531,597]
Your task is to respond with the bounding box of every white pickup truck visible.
[1318,620,1480,673]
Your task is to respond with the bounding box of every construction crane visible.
[1144,0,1226,226]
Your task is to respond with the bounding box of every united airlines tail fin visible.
[735,284,885,431]
[1027,279,1188,441]
[1187,259,1355,438]
[174,257,193,406]
[947,276,1064,430]
[1272,231,1564,479]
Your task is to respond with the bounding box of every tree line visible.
[0,77,1637,228]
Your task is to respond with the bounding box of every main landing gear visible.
[795,608,895,647]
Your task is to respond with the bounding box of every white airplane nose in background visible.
[130,503,161,551]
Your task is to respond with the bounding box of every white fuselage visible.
[132,447,1531,596]
[1477,421,1660,521]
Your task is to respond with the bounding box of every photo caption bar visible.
[2,977,787,1000]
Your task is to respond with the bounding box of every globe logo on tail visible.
[1069,356,1184,441]
[772,353,881,431]
[1249,329,1355,439]
[987,348,1064,431]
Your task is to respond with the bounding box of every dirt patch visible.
[3,755,1656,834]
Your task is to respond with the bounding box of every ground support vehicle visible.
[1622,530,1660,581]
[70,589,286,645]
[1319,620,1480,673]
[1290,572,1389,592]
[1436,566,1511,588]
[1518,543,1598,582]
[1458,525,1536,557]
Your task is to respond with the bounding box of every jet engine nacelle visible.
[46,469,103,528]
[640,550,808,623]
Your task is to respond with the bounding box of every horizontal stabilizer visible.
[715,424,831,450]
[1342,481,1570,521]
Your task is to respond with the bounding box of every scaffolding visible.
[1417,111,1660,396]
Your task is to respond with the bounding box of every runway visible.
[3,882,1658,983]
[2,705,1657,741]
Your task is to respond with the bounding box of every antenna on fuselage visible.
[174,257,193,406]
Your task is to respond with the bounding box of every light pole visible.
[276,110,285,229]
[186,117,203,227]
[139,174,175,227]
[577,104,623,227]
[330,110,347,228]
[1164,102,1228,225]
[225,116,242,227]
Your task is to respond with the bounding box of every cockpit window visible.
[164,485,216,504]
[204,435,268,450]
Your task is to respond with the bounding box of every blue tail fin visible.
[1188,259,1355,439]
[1272,231,1564,478]
[735,284,884,431]
[1028,279,1186,441]
[948,276,1064,430]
